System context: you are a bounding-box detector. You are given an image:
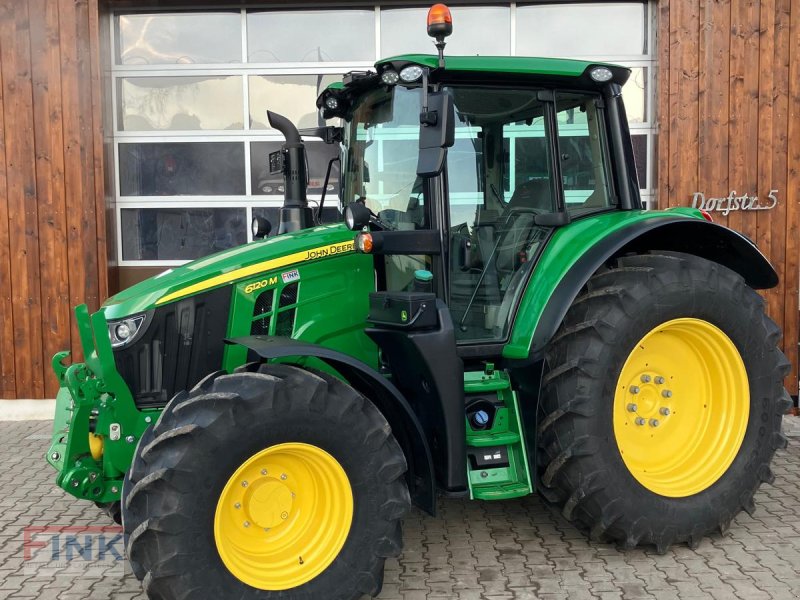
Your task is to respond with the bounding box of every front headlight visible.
[108,315,146,348]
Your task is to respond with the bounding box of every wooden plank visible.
[728,0,760,241]
[59,0,99,363]
[30,0,70,398]
[656,0,670,209]
[74,0,101,316]
[697,0,730,220]
[87,0,108,304]
[783,0,800,392]
[0,0,45,398]
[0,4,15,398]
[667,1,701,207]
[756,0,776,294]
[766,0,790,379]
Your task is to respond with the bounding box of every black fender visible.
[530,216,778,359]
[225,335,437,515]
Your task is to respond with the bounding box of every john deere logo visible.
[401,310,408,322]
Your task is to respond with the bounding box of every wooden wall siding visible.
[657,0,800,393]
[0,0,107,399]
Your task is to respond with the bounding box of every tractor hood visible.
[103,223,355,320]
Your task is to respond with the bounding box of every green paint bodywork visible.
[47,223,378,502]
[503,207,704,359]
[103,224,365,319]
[47,306,151,503]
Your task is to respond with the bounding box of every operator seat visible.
[494,178,552,270]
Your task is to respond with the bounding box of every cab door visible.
[444,86,557,345]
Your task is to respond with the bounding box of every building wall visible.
[656,0,800,393]
[0,0,108,398]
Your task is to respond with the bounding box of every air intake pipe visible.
[267,110,314,234]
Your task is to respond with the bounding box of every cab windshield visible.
[341,86,426,230]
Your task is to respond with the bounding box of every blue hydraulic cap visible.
[414,269,433,282]
[472,410,490,428]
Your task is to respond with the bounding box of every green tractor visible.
[47,5,790,599]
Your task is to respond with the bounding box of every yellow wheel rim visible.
[214,442,353,590]
[613,318,749,497]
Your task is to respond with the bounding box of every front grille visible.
[114,286,232,409]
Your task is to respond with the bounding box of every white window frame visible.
[110,2,658,266]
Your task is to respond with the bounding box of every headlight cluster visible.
[108,315,146,349]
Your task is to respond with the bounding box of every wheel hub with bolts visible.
[214,442,353,591]
[625,370,672,428]
[613,318,750,497]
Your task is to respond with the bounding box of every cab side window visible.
[555,92,614,214]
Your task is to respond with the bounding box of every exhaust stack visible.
[267,110,314,234]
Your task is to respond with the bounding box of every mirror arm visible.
[316,156,340,224]
[421,68,429,116]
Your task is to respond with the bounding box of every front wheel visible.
[122,364,410,599]
[537,252,791,552]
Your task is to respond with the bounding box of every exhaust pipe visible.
[267,110,313,234]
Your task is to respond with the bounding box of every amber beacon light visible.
[427,4,453,39]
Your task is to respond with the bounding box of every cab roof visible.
[378,54,628,82]
[318,54,630,118]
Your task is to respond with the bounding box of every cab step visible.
[464,366,532,501]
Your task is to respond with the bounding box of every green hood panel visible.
[103,224,355,319]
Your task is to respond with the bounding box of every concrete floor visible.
[1,417,799,600]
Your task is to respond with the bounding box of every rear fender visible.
[226,335,437,515]
[515,216,778,361]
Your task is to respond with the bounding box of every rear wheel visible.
[122,363,410,599]
[538,252,791,552]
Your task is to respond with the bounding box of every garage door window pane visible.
[249,75,341,130]
[516,3,646,57]
[119,142,245,196]
[253,206,340,237]
[247,10,375,62]
[251,141,339,196]
[116,13,242,65]
[121,207,246,260]
[119,76,244,131]
[381,7,510,57]
[623,68,648,124]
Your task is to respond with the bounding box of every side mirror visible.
[416,91,455,177]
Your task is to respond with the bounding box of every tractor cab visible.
[299,21,638,497]
[311,42,632,357]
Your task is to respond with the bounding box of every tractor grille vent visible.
[276,308,296,337]
[254,289,274,316]
[279,282,298,307]
[250,289,274,335]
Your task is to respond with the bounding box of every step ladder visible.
[464,366,533,500]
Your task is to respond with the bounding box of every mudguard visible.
[226,335,437,515]
[511,215,778,361]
